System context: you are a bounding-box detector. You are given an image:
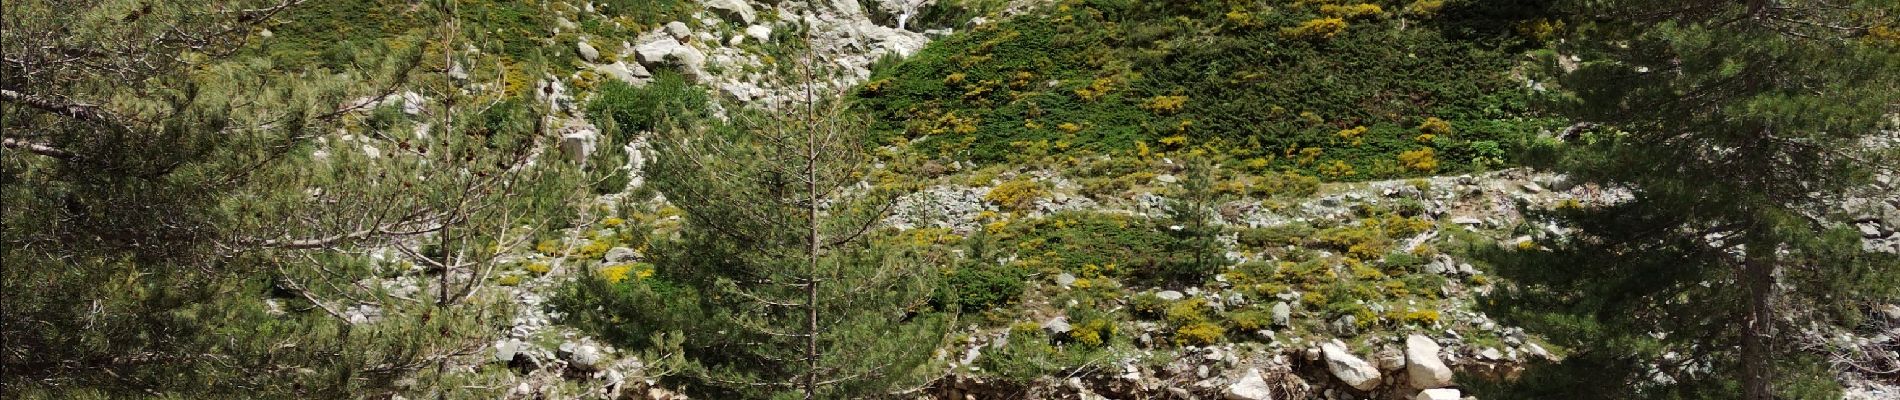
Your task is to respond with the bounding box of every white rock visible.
[1415,388,1461,400]
[1225,368,1273,400]
[569,344,602,371]
[745,25,773,42]
[1056,273,1076,287]
[559,127,599,164]
[633,34,707,80]
[605,246,638,262]
[1321,340,1382,391]
[702,0,757,24]
[1405,335,1453,389]
[593,61,651,85]
[577,40,600,62]
[665,21,692,41]
[1156,290,1185,301]
[494,339,521,363]
[1043,317,1071,334]
[1480,347,1503,360]
[1376,347,1405,371]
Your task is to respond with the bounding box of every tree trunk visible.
[1740,252,1776,400]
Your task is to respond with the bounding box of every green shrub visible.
[938,262,1028,312]
[1228,307,1275,331]
[586,72,710,141]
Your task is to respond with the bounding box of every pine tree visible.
[3,0,578,396]
[601,47,951,399]
[1479,1,1900,398]
[1161,155,1226,284]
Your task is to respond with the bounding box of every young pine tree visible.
[611,57,950,399]
[1478,1,1900,398]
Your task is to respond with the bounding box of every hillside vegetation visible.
[857,0,1563,179]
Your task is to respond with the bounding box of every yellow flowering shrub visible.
[1317,160,1357,178]
[1320,4,1384,19]
[536,239,564,256]
[1074,77,1116,102]
[524,262,552,276]
[1398,147,1438,172]
[1282,18,1348,40]
[1400,309,1441,325]
[985,178,1048,211]
[1143,95,1189,114]
[497,274,523,286]
[1418,117,1452,136]
[1070,318,1115,347]
[598,263,654,284]
[1297,147,1324,165]
[1336,126,1368,145]
[572,240,612,261]
[1405,0,1444,16]
[1175,322,1225,345]
[599,264,633,283]
[1869,25,1900,44]
[1165,298,1211,326]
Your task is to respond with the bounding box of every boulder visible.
[665,21,692,41]
[703,0,757,24]
[593,61,651,85]
[1043,317,1072,335]
[633,34,708,80]
[605,246,638,263]
[1271,302,1291,327]
[568,344,602,371]
[559,127,598,164]
[1321,340,1382,391]
[1225,368,1273,400]
[1415,388,1461,400]
[1376,347,1405,371]
[1405,334,1453,389]
[745,25,773,42]
[577,40,600,62]
[493,339,521,363]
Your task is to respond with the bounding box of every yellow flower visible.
[599,264,633,283]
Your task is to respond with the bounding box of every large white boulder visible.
[1225,368,1273,400]
[633,33,708,81]
[1321,340,1382,391]
[703,0,757,24]
[1406,334,1454,389]
[744,25,773,43]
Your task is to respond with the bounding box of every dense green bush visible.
[586,72,712,142]
[855,0,1562,179]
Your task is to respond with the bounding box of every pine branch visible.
[1,137,78,160]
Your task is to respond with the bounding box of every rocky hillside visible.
[359,1,1897,399]
[6,0,1895,399]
